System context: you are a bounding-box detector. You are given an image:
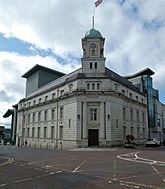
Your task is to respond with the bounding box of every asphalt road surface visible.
[0,146,165,189]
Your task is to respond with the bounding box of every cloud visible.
[0,0,165,125]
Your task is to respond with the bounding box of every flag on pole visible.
[95,0,103,7]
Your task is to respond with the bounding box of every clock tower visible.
[81,28,106,74]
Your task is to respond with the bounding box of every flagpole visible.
[92,0,95,29]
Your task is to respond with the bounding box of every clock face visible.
[90,43,96,49]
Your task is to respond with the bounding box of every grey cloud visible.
[0,90,16,103]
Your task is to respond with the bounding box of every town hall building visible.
[16,27,149,149]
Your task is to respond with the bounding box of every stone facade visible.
[16,28,148,149]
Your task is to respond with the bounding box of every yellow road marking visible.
[0,157,13,167]
[72,159,88,173]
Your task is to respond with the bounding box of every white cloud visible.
[0,0,165,125]
[0,51,80,125]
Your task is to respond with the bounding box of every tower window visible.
[91,50,95,56]
[95,62,97,69]
[90,62,92,69]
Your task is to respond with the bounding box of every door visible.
[88,129,99,146]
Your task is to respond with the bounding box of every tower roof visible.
[85,28,102,38]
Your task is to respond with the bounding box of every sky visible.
[0,0,165,127]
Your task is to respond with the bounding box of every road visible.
[0,146,165,189]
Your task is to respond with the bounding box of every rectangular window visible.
[28,114,31,123]
[28,102,31,107]
[33,100,36,105]
[97,83,100,90]
[38,112,41,122]
[44,110,48,121]
[123,107,126,120]
[33,113,35,122]
[136,110,139,122]
[143,128,145,138]
[130,109,133,121]
[27,128,30,137]
[60,90,64,96]
[122,89,125,95]
[68,84,73,92]
[137,127,140,138]
[60,107,64,119]
[116,119,119,128]
[87,83,90,90]
[23,128,25,137]
[44,127,47,138]
[51,109,55,120]
[95,62,97,69]
[39,98,42,103]
[136,96,138,101]
[59,126,63,139]
[90,108,97,121]
[129,93,132,98]
[91,50,95,56]
[45,96,48,102]
[69,119,71,127]
[90,62,92,69]
[37,127,40,138]
[23,115,26,124]
[32,127,35,138]
[52,93,55,100]
[142,112,145,123]
[51,126,55,139]
[92,83,95,90]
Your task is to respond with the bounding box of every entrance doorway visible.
[88,129,99,146]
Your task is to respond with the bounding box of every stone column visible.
[106,101,112,141]
[83,102,88,139]
[100,102,105,139]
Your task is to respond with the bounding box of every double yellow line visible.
[0,157,13,167]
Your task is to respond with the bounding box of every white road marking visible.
[15,177,33,183]
[0,183,7,187]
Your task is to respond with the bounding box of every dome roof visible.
[85,28,102,38]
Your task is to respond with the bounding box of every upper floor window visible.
[136,96,138,101]
[136,110,139,122]
[44,110,48,121]
[90,108,97,121]
[52,93,56,100]
[39,98,42,103]
[33,100,36,105]
[28,114,31,123]
[60,107,64,119]
[90,62,92,69]
[95,62,97,69]
[142,112,145,123]
[33,113,35,122]
[38,112,41,122]
[87,83,90,90]
[92,83,95,90]
[45,96,48,102]
[122,89,125,95]
[28,102,31,107]
[123,107,126,120]
[91,50,95,56]
[97,83,100,90]
[60,90,64,96]
[68,84,73,93]
[129,93,132,98]
[130,109,133,121]
[51,109,55,120]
